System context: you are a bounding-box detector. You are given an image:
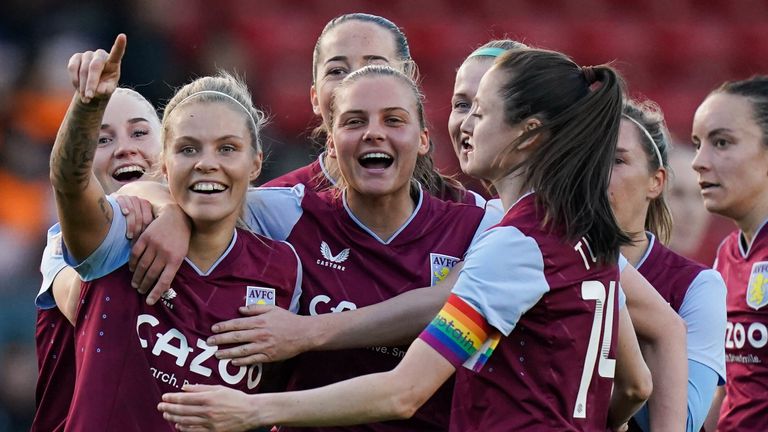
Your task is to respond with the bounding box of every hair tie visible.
[581,66,597,85]
[468,47,507,59]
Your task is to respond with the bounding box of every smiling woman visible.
[222,64,497,431]
[264,13,471,204]
[327,66,429,208]
[47,35,302,432]
[92,88,162,194]
[161,84,264,232]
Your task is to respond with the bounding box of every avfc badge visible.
[430,253,460,286]
[747,261,768,310]
[246,286,276,307]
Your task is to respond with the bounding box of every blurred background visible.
[1,0,765,429]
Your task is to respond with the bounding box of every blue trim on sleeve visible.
[679,269,727,384]
[36,223,68,309]
[618,253,628,272]
[617,285,626,310]
[470,199,504,247]
[467,190,486,208]
[284,241,303,314]
[244,185,305,240]
[453,225,549,335]
[62,196,131,281]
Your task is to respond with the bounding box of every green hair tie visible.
[468,47,507,59]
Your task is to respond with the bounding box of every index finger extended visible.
[107,33,127,65]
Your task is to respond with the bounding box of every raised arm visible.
[621,264,688,431]
[50,34,127,262]
[209,263,461,365]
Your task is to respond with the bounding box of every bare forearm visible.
[640,316,688,431]
[50,94,107,195]
[311,282,451,351]
[258,341,450,427]
[608,308,652,429]
[51,94,113,260]
[621,264,688,430]
[256,371,412,427]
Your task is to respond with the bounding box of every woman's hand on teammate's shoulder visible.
[128,203,190,304]
[114,194,154,240]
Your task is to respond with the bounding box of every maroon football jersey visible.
[637,234,707,313]
[282,188,487,431]
[447,194,620,431]
[715,221,768,431]
[65,229,300,432]
[263,155,334,191]
[31,307,75,432]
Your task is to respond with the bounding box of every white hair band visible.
[622,114,663,169]
[175,90,259,131]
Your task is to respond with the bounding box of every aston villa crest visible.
[747,261,768,310]
[430,253,460,286]
[246,286,276,307]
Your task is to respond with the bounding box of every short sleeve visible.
[679,269,727,384]
[618,253,628,272]
[62,196,131,281]
[618,284,627,309]
[36,223,68,309]
[468,198,504,248]
[419,225,549,371]
[244,185,305,240]
[467,190,486,208]
[454,225,549,335]
[282,241,303,314]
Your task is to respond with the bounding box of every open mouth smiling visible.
[358,152,394,169]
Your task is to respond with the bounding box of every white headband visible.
[622,114,663,170]
[175,90,259,132]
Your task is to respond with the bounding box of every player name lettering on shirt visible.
[574,237,597,270]
[135,314,263,389]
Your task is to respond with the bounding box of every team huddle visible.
[29,12,768,432]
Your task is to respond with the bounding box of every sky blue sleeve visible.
[452,225,549,335]
[469,198,504,247]
[36,223,68,309]
[468,190,486,208]
[61,196,131,281]
[679,269,727,383]
[613,254,628,310]
[632,359,720,432]
[244,184,305,241]
[283,241,303,314]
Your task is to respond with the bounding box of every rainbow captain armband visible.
[419,294,501,372]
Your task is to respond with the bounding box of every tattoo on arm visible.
[50,97,108,192]
[97,196,113,225]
